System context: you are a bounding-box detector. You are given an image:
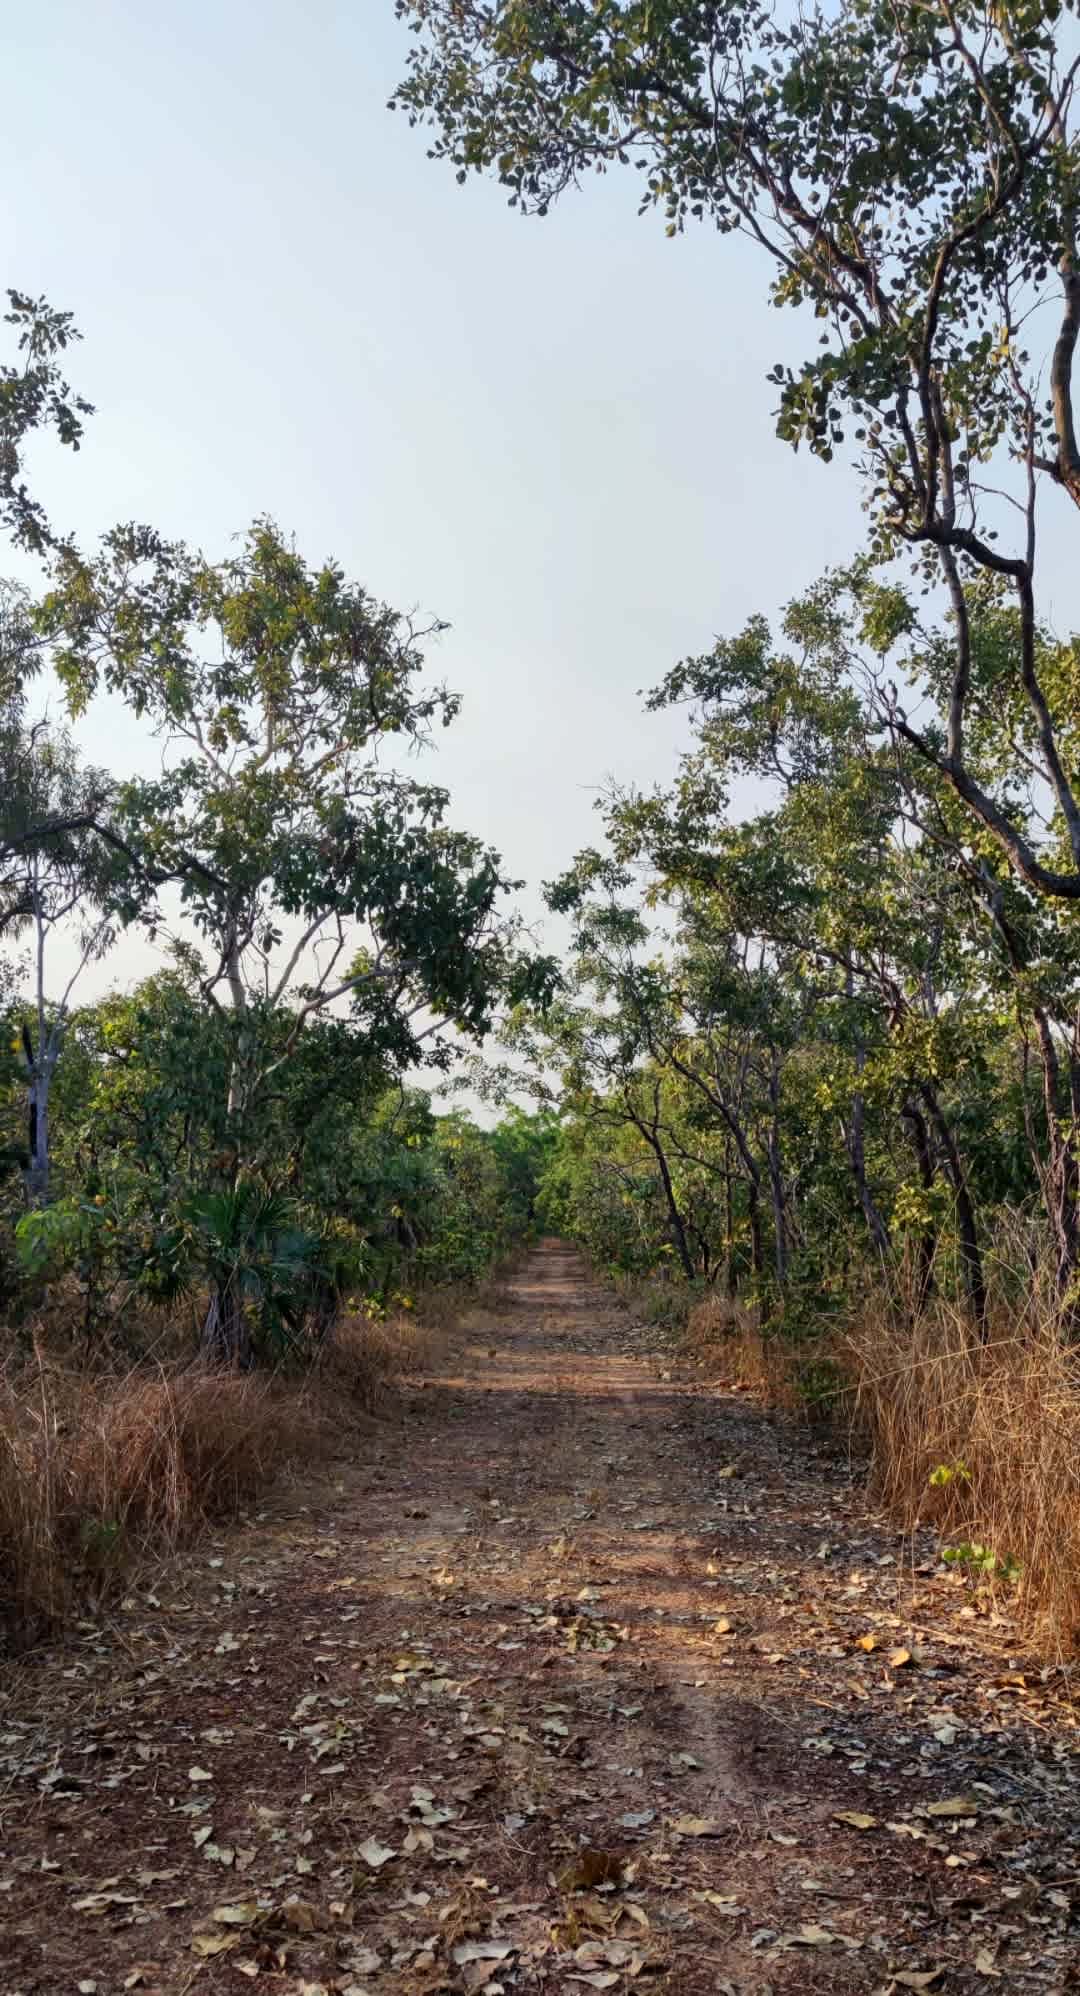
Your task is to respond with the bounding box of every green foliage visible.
[0,955,553,1352]
[942,1542,1022,1586]
[1,289,92,556]
[929,1462,972,1490]
[392,0,1080,1269]
[0,285,560,1358]
[16,1187,127,1344]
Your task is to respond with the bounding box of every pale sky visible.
[8,0,889,1002]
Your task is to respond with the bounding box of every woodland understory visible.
[6,0,1080,1689]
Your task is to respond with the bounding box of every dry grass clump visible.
[324,1306,439,1404]
[845,1302,1080,1643]
[0,1358,329,1643]
[0,1299,447,1649]
[617,1273,701,1335]
[680,1270,1080,1644]
[684,1292,821,1407]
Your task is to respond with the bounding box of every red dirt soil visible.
[3,1242,1080,1994]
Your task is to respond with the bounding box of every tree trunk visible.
[25,1067,50,1207]
[842,963,890,1260]
[920,1083,987,1334]
[649,1135,696,1281]
[900,1097,938,1313]
[843,1096,890,1258]
[724,1152,738,1298]
[1033,1007,1080,1306]
[201,1281,253,1367]
[766,1050,789,1289]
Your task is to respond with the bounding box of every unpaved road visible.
[3,1242,1080,1994]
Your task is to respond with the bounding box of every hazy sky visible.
[8,0,869,999]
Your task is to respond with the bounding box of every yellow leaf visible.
[191,1932,240,1957]
[857,1633,880,1652]
[833,1810,877,1831]
[671,1815,722,1837]
[926,1795,979,1818]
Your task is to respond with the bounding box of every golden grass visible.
[0,1302,445,1648]
[845,1303,1080,1645]
[683,1291,805,1403]
[683,1279,1080,1646]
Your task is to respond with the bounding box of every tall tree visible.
[394,1,1080,908]
[38,518,552,1356]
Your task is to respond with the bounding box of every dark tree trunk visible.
[1033,1008,1080,1307]
[920,1083,987,1335]
[900,1097,938,1314]
[648,1132,696,1281]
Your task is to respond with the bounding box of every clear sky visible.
[7,0,868,999]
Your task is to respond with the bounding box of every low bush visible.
[618,1272,705,1334]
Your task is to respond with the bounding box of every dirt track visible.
[3,1241,1080,1994]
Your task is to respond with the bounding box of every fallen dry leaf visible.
[357,1837,397,1869]
[210,1901,259,1926]
[671,1815,722,1837]
[558,1848,625,1891]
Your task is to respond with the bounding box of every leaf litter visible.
[2,1243,1080,1993]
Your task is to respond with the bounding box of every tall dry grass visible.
[684,1290,808,1403]
[846,1302,1080,1645]
[0,1300,441,1649]
[0,1360,330,1643]
[683,1276,1080,1645]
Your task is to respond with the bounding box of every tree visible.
[394,1,1080,911]
[6,727,113,1204]
[1,288,92,559]
[37,518,552,1357]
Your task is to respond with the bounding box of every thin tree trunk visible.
[646,1129,696,1281]
[766,1049,788,1289]
[900,1097,938,1313]
[1033,1006,1080,1305]
[920,1082,987,1334]
[842,967,890,1259]
[24,886,52,1207]
[724,1145,738,1298]
[26,1070,50,1206]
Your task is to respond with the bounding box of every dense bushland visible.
[11,0,1080,1647]
[0,292,557,1642]
[399,0,1080,1640]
